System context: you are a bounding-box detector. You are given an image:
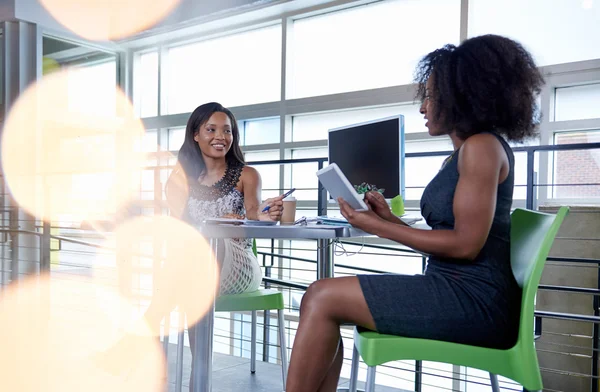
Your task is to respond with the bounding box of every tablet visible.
[316,163,368,211]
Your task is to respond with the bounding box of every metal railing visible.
[1,141,600,391]
[1,216,599,391]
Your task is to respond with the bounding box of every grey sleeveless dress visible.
[357,133,522,349]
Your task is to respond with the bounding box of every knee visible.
[299,279,330,316]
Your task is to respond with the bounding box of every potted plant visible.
[354,182,385,195]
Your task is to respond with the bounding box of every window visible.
[163,25,281,114]
[512,151,529,201]
[289,0,460,98]
[140,169,155,201]
[67,60,117,116]
[168,127,185,152]
[285,147,328,201]
[134,51,159,118]
[292,104,426,142]
[469,0,600,66]
[555,83,600,122]
[140,129,158,153]
[404,138,532,202]
[245,150,281,199]
[240,117,280,146]
[552,131,600,199]
[404,139,452,200]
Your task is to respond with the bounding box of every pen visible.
[262,188,296,212]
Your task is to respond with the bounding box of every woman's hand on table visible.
[258,195,285,221]
[338,197,385,233]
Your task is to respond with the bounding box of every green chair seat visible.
[354,329,538,388]
[213,240,288,390]
[215,289,285,312]
[348,207,570,392]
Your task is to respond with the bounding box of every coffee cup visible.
[281,196,297,225]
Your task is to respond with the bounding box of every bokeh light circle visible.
[40,0,181,41]
[105,215,218,332]
[0,275,165,392]
[1,68,146,224]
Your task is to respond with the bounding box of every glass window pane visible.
[141,169,155,200]
[553,131,600,199]
[290,0,460,98]
[245,150,280,199]
[168,127,185,152]
[469,0,600,66]
[288,148,327,201]
[555,83,600,122]
[404,139,531,202]
[242,118,280,146]
[405,157,446,201]
[67,61,117,116]
[142,130,158,153]
[513,151,528,201]
[164,26,281,114]
[134,51,158,118]
[404,139,453,202]
[292,104,425,142]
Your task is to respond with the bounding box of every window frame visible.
[122,0,600,387]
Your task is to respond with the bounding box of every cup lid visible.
[283,196,296,201]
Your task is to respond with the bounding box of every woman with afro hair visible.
[285,34,544,392]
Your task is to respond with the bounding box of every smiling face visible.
[193,112,233,160]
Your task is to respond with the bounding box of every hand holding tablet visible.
[316,163,368,211]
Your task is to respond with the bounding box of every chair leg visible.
[365,366,376,392]
[489,373,500,392]
[348,344,359,392]
[251,310,257,374]
[278,309,288,390]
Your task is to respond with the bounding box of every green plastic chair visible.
[347,207,569,392]
[214,239,288,389]
[172,240,288,390]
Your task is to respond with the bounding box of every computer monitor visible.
[328,115,405,200]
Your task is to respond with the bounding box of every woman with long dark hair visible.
[165,102,285,391]
[166,102,284,294]
[94,103,284,388]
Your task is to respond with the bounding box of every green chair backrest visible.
[511,207,569,349]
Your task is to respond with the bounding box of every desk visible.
[188,222,430,392]
[189,224,368,392]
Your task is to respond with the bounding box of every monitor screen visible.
[328,116,405,200]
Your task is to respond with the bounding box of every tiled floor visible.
[165,343,409,392]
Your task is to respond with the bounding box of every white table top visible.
[195,224,367,239]
[195,221,430,240]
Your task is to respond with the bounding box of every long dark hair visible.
[177,102,245,180]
